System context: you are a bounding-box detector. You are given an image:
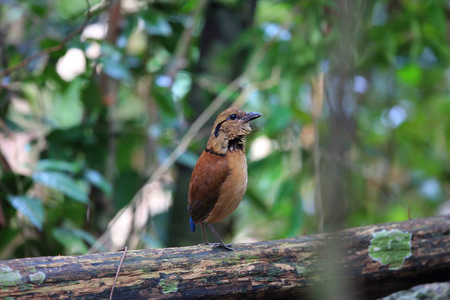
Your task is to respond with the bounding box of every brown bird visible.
[187,108,261,251]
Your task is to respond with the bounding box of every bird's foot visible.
[211,242,234,251]
[198,242,233,250]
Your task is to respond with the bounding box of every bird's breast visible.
[205,150,248,223]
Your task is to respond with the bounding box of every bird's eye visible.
[228,114,237,120]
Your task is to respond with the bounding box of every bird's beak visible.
[242,112,262,123]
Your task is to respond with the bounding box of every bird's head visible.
[206,108,262,154]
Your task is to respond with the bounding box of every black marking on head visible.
[213,120,225,137]
[214,113,242,137]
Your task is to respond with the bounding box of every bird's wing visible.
[188,151,230,223]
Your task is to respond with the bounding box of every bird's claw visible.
[212,243,234,251]
[198,242,234,251]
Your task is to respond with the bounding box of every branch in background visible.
[0,27,9,71]
[311,73,324,232]
[0,0,93,78]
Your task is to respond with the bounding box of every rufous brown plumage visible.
[187,108,261,251]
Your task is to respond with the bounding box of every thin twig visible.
[0,0,92,78]
[109,246,128,300]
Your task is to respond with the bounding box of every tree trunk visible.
[1,215,449,299]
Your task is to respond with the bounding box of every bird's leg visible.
[200,223,210,245]
[207,223,234,251]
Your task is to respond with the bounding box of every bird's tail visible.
[190,217,196,232]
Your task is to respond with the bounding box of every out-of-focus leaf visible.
[118,86,146,121]
[30,3,47,17]
[52,228,88,254]
[101,57,132,82]
[146,47,171,73]
[141,232,165,249]
[55,0,100,19]
[0,228,19,253]
[70,228,97,246]
[7,196,44,231]
[114,170,141,209]
[84,169,112,195]
[48,79,84,129]
[287,194,303,237]
[56,224,97,246]
[0,173,33,198]
[153,88,176,117]
[272,179,296,213]
[142,13,172,37]
[397,64,422,85]
[245,186,270,214]
[80,79,102,112]
[32,171,89,204]
[172,72,192,99]
[36,159,81,174]
[264,106,292,135]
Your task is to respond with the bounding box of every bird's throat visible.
[228,137,245,152]
[206,136,245,156]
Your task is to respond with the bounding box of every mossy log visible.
[0,216,449,299]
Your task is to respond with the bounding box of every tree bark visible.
[1,216,449,299]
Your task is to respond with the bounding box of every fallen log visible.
[0,216,449,299]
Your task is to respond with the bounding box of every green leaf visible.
[36,159,81,174]
[265,106,292,135]
[397,64,422,86]
[32,171,89,204]
[146,47,171,73]
[272,180,296,213]
[52,228,88,255]
[153,87,176,117]
[142,13,172,37]
[172,72,192,99]
[288,194,303,237]
[7,196,44,231]
[0,173,33,198]
[48,79,84,129]
[101,57,132,82]
[69,228,97,246]
[140,232,165,249]
[55,0,94,19]
[84,169,112,195]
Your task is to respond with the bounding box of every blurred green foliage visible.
[0,0,449,259]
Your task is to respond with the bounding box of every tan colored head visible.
[206,108,262,154]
